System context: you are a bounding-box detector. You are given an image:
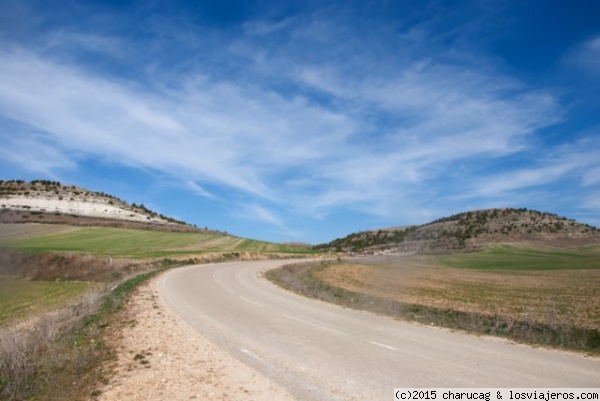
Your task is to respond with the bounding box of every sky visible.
[0,0,599,244]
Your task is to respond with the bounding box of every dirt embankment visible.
[0,210,206,233]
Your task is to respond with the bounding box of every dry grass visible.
[0,287,110,400]
[0,223,76,241]
[267,255,600,352]
[0,249,135,283]
[0,247,175,401]
[0,246,308,400]
[0,280,101,325]
[0,268,167,401]
[316,258,600,329]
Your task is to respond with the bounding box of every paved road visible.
[158,260,600,401]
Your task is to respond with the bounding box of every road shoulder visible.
[97,275,296,400]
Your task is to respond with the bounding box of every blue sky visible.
[0,0,599,244]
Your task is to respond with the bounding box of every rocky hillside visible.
[315,208,600,254]
[0,179,208,233]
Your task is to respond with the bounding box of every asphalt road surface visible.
[158,260,600,401]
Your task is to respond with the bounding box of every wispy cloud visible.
[460,137,600,204]
[567,35,600,77]
[0,17,565,218]
[237,204,284,227]
[243,17,295,36]
[186,180,216,199]
[0,124,77,174]
[0,2,598,241]
[582,167,600,187]
[468,164,579,198]
[45,30,127,59]
[581,193,600,211]
[0,47,355,200]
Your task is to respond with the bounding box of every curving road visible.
[158,260,600,401]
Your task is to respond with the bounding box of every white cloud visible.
[0,130,77,174]
[0,8,585,233]
[0,47,356,202]
[243,17,295,36]
[186,180,216,199]
[582,167,600,186]
[237,204,284,227]
[568,35,600,76]
[464,138,600,200]
[469,164,577,198]
[45,30,127,59]
[581,194,600,210]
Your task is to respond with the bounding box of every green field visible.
[0,226,315,258]
[437,244,600,270]
[578,244,600,253]
[0,280,99,325]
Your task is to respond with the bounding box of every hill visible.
[0,179,315,260]
[314,208,600,254]
[0,179,217,233]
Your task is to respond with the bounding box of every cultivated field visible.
[0,221,315,330]
[0,222,315,329]
[0,223,76,241]
[268,243,600,351]
[0,224,315,258]
[438,243,600,270]
[0,280,100,325]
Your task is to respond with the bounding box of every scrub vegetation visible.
[0,246,176,401]
[315,208,600,254]
[0,268,163,401]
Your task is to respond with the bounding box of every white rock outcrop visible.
[1,196,167,224]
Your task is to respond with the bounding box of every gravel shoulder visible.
[98,275,296,401]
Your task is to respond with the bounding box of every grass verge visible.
[0,268,163,400]
[0,247,293,401]
[266,260,600,353]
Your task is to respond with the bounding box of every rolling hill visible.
[4,180,599,257]
[0,179,313,259]
[0,179,210,233]
[314,208,600,254]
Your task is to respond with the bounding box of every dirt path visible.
[97,276,296,401]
